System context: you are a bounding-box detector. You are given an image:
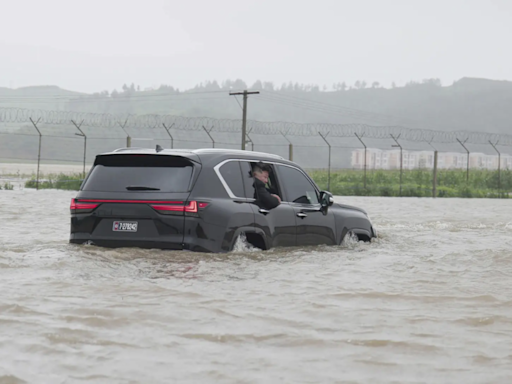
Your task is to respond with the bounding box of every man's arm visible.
[253,178,280,209]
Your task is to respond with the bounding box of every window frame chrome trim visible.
[213,158,321,202]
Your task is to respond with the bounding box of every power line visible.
[233,96,243,111]
[268,91,416,125]
[256,93,408,126]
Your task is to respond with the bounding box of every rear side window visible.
[219,161,244,197]
[82,154,194,192]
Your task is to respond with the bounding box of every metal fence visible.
[1,107,511,196]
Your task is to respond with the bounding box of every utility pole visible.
[229,90,259,150]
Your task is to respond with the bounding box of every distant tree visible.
[361,81,367,89]
[158,84,176,92]
[251,80,263,90]
[207,80,221,90]
[340,82,347,91]
[222,79,233,90]
[130,83,135,92]
[391,82,396,88]
[354,80,361,89]
[111,89,119,98]
[323,84,327,91]
[422,78,442,87]
[122,84,128,92]
[137,85,140,92]
[263,81,274,91]
[405,80,420,87]
[232,79,247,90]
[372,81,380,88]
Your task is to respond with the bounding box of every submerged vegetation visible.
[0,182,14,190]
[24,172,83,190]
[21,168,511,198]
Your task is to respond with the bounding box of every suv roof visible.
[107,147,285,160]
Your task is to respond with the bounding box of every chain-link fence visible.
[1,108,511,197]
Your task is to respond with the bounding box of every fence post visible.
[202,125,215,148]
[489,140,501,194]
[390,134,403,196]
[71,120,86,178]
[29,117,42,190]
[163,123,175,149]
[354,133,367,190]
[426,140,438,198]
[456,138,470,183]
[117,119,130,147]
[281,131,293,161]
[318,132,331,191]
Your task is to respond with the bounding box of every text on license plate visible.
[112,221,138,232]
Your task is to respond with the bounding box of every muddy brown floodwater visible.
[1,189,512,383]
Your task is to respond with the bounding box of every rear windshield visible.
[82,154,194,192]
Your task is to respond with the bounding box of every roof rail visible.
[192,148,285,160]
[112,147,147,152]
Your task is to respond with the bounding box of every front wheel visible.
[342,230,359,246]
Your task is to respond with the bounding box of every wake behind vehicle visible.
[69,147,377,252]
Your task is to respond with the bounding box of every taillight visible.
[70,198,99,213]
[150,201,208,215]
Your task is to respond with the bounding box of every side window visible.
[277,165,319,205]
[219,161,244,197]
[240,161,256,199]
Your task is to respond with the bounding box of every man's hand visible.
[271,194,281,203]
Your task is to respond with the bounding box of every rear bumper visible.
[69,233,223,253]
[69,234,184,250]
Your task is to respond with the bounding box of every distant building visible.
[351,148,512,170]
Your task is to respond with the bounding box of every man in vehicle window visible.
[252,162,281,210]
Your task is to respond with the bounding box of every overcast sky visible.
[0,0,510,93]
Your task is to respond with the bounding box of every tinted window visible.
[82,155,194,192]
[219,161,244,197]
[240,161,256,199]
[277,165,319,204]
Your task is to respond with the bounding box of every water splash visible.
[341,230,360,248]
[231,232,260,253]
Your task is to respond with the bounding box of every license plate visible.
[112,221,138,232]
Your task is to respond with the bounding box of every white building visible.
[351,148,512,170]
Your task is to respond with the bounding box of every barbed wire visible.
[1,107,511,146]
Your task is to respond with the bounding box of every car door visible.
[275,165,336,246]
[239,161,297,248]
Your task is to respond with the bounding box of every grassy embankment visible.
[21,168,512,198]
[309,168,511,198]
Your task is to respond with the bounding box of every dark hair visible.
[252,162,271,173]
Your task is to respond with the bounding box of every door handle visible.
[296,212,307,218]
[259,208,270,215]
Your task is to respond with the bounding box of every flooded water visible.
[1,188,512,383]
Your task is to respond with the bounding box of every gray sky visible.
[1,0,511,93]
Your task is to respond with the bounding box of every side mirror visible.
[320,191,334,208]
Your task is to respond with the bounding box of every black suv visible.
[70,147,376,252]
